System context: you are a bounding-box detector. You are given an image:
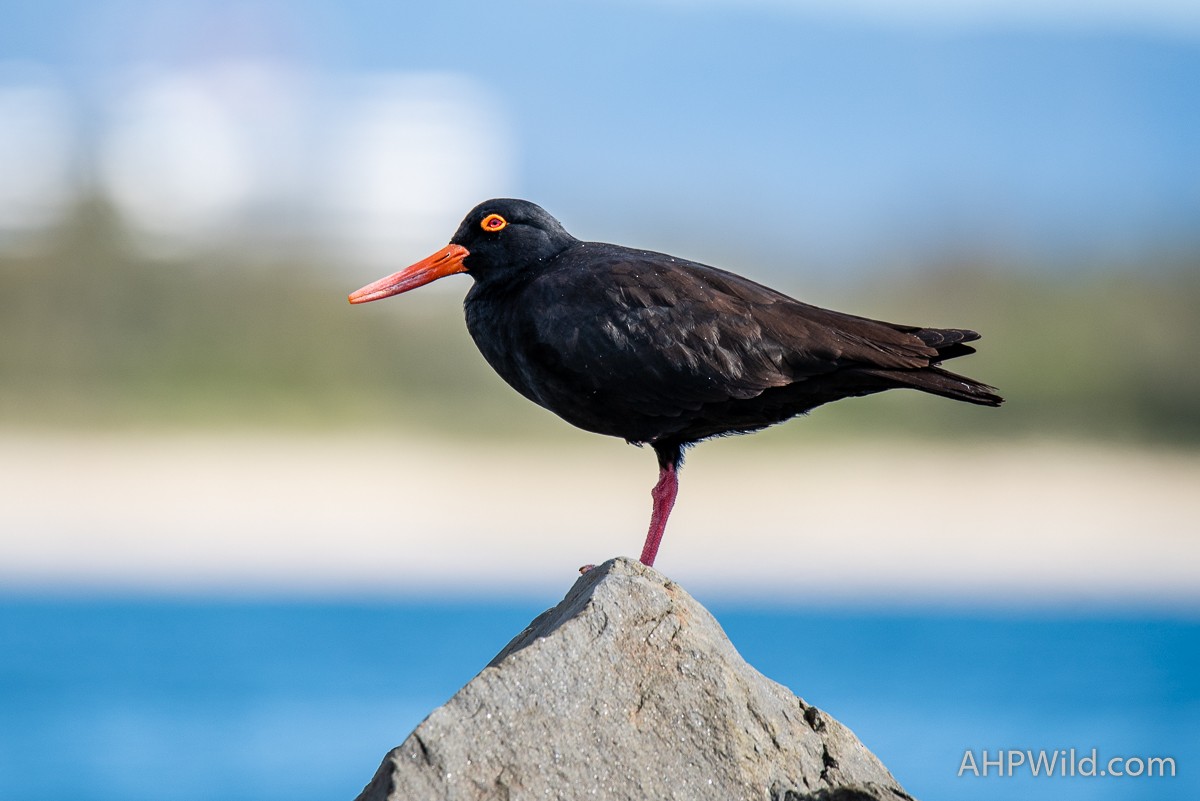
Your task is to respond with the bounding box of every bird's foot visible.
[578,563,596,574]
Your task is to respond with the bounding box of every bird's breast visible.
[464,285,561,409]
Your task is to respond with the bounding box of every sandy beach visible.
[2,432,1197,606]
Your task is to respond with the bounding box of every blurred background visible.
[0,1,1197,799]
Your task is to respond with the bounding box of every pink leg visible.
[639,462,678,567]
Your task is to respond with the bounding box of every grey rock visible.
[355,557,915,801]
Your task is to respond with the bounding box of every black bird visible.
[349,199,1002,567]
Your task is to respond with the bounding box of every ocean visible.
[1,596,1195,801]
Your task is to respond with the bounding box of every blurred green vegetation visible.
[2,199,1198,446]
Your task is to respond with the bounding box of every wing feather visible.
[518,248,949,419]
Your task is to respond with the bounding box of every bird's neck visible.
[469,241,578,294]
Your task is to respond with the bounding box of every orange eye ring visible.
[481,213,507,232]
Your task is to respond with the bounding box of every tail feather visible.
[910,366,1004,406]
[863,364,1004,407]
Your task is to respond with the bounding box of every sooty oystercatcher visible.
[349,199,1003,567]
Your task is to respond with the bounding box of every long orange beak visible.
[347,244,470,304]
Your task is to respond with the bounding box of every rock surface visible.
[355,558,915,801]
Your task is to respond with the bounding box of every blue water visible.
[1,596,1195,801]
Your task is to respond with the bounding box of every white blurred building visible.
[0,58,516,266]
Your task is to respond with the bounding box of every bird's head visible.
[348,199,576,304]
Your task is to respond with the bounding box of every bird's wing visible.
[523,248,943,417]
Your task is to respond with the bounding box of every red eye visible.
[481,213,507,232]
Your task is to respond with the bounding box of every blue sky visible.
[1,0,1198,272]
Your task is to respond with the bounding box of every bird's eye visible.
[481,213,507,232]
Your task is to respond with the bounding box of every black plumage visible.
[350,199,1002,566]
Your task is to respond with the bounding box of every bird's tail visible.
[871,365,1004,407]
